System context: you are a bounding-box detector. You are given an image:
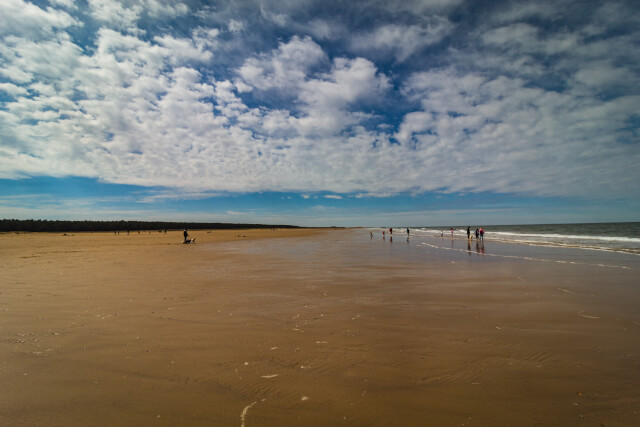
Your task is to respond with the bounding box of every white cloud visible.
[228,19,244,33]
[237,36,327,92]
[0,83,28,97]
[154,31,216,64]
[398,67,640,197]
[87,0,188,32]
[260,5,288,27]
[492,2,558,24]
[305,19,344,41]
[144,0,189,18]
[572,61,638,95]
[301,57,389,107]
[482,23,581,58]
[50,0,78,9]
[350,19,453,62]
[1,32,84,92]
[354,192,397,199]
[0,0,638,207]
[395,111,434,145]
[0,0,79,39]
[481,23,539,48]
[88,0,143,33]
[293,57,390,135]
[376,0,464,14]
[236,38,389,136]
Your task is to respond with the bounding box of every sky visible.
[0,0,639,227]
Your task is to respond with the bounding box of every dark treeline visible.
[0,219,299,233]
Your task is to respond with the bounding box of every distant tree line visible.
[0,219,300,233]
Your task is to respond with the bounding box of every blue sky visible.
[0,0,639,226]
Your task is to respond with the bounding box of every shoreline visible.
[1,228,639,426]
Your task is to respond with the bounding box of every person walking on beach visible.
[475,228,479,240]
[406,228,410,237]
[467,226,471,240]
[183,228,189,242]
[450,227,454,237]
[389,228,393,235]
[480,227,484,240]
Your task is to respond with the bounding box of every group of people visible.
[370,226,486,241]
[370,227,411,241]
[466,226,484,240]
[442,227,486,240]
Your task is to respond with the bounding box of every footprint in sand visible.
[578,311,600,319]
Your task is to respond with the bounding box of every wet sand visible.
[1,229,639,426]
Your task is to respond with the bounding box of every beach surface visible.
[1,228,639,426]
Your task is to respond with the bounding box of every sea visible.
[402,222,640,256]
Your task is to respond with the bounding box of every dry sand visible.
[1,229,639,426]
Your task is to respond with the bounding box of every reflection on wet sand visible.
[1,229,639,426]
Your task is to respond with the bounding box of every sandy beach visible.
[1,228,639,426]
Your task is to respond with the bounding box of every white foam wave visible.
[410,227,639,255]
[489,231,640,244]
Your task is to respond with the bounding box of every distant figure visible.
[475,228,479,240]
[406,228,410,236]
[467,226,471,240]
[450,227,454,237]
[480,228,484,240]
[389,228,393,235]
[440,230,443,237]
[183,228,195,244]
[370,231,373,239]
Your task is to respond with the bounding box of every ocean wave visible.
[402,227,640,256]
[488,231,640,244]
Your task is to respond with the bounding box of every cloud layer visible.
[1,0,639,200]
